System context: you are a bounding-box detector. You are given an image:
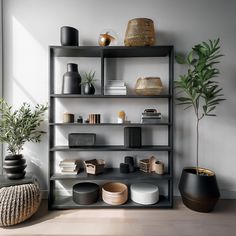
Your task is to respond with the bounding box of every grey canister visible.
[62,63,81,94]
[60,26,79,46]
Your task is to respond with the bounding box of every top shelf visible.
[50,46,173,58]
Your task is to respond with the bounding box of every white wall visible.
[0,0,2,175]
[2,0,236,198]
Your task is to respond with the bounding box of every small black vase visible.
[179,167,220,212]
[83,83,95,95]
[60,26,79,46]
[62,63,81,94]
[3,154,27,180]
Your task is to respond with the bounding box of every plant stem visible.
[196,117,200,175]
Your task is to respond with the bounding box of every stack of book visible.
[59,160,80,175]
[141,109,162,124]
[104,80,127,95]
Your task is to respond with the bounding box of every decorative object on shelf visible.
[68,133,96,147]
[73,182,99,205]
[105,80,127,95]
[84,159,105,175]
[176,38,224,212]
[60,26,79,46]
[124,127,142,148]
[124,18,155,46]
[102,182,128,205]
[77,116,83,123]
[98,29,118,46]
[59,159,80,175]
[0,99,47,180]
[0,175,41,226]
[139,156,156,173]
[120,163,130,173]
[62,63,81,94]
[63,112,74,123]
[89,114,101,124]
[135,77,163,95]
[141,108,162,124]
[130,183,159,205]
[155,160,165,175]
[117,110,126,123]
[124,156,135,172]
[81,71,96,95]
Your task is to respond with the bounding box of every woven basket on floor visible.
[0,183,41,226]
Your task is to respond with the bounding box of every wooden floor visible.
[0,198,236,236]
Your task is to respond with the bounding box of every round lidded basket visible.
[102,182,128,205]
[124,18,155,46]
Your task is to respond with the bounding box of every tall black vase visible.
[3,154,27,180]
[179,167,220,212]
[62,63,81,94]
[60,26,79,46]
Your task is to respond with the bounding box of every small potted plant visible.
[81,71,96,95]
[0,99,48,179]
[175,38,225,212]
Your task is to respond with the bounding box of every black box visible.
[68,133,96,147]
[124,127,142,148]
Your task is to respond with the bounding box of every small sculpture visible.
[117,110,126,123]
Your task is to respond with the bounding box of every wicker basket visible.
[124,18,155,46]
[0,183,41,226]
[139,156,156,173]
[84,159,105,175]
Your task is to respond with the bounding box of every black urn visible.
[62,63,81,94]
[83,83,95,95]
[179,167,220,213]
[60,26,79,46]
[3,155,27,180]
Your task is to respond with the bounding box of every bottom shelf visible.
[50,195,172,209]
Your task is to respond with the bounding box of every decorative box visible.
[84,159,105,175]
[68,133,96,147]
[124,127,142,148]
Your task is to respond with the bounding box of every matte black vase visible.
[3,155,27,180]
[62,63,81,94]
[179,167,220,212]
[60,26,79,46]
[83,83,95,95]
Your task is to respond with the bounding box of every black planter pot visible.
[179,167,220,213]
[60,26,79,46]
[83,83,95,95]
[3,155,27,180]
[62,63,81,94]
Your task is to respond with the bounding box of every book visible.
[61,170,79,175]
[142,119,162,124]
[104,90,127,95]
[59,160,80,167]
[61,166,79,172]
[106,80,125,86]
[105,86,127,90]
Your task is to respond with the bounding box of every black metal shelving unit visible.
[49,45,174,210]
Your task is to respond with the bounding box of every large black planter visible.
[62,63,81,94]
[3,154,27,180]
[60,26,79,46]
[179,167,220,212]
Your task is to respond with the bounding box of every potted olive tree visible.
[175,38,225,212]
[0,99,47,179]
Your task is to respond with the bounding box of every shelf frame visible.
[48,45,174,210]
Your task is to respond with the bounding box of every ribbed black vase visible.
[3,154,27,180]
[179,167,220,212]
[62,63,81,94]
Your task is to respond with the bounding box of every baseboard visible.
[40,189,236,200]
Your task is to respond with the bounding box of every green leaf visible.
[175,54,187,64]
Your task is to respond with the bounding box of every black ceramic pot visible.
[83,83,95,95]
[62,63,81,94]
[60,26,79,46]
[3,154,27,180]
[179,167,220,212]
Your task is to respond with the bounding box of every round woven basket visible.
[0,183,41,226]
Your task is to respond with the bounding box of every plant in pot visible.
[0,99,48,179]
[175,38,225,212]
[81,71,96,95]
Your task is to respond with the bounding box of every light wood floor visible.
[0,198,236,236]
